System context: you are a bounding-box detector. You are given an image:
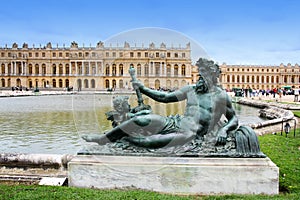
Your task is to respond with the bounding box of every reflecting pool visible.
[0,94,266,154]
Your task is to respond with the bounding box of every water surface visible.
[0,94,265,154]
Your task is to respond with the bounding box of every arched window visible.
[119,64,123,76]
[144,79,149,87]
[59,64,63,75]
[166,80,171,88]
[167,64,171,77]
[52,79,56,88]
[1,64,5,74]
[84,64,89,75]
[112,64,116,76]
[91,79,95,88]
[77,79,82,90]
[105,64,110,76]
[119,79,124,89]
[59,79,63,88]
[84,79,89,88]
[28,79,32,88]
[137,64,141,76]
[16,78,21,87]
[112,79,116,89]
[65,79,69,88]
[35,64,39,75]
[174,65,178,76]
[65,64,70,75]
[155,79,160,89]
[174,80,179,88]
[1,78,5,87]
[42,64,46,75]
[144,64,149,76]
[181,65,186,76]
[52,64,56,75]
[155,62,160,76]
[8,63,12,74]
[105,79,109,88]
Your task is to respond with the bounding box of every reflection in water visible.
[0,94,265,154]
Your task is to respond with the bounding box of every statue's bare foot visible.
[82,134,110,145]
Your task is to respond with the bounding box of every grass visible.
[0,133,299,200]
[292,110,300,118]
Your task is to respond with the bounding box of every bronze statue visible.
[82,58,264,157]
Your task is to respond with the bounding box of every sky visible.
[0,0,299,65]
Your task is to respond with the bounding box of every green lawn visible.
[0,133,299,200]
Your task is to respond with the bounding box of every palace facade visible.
[219,62,300,91]
[0,41,192,91]
[2,41,299,92]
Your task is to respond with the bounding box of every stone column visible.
[69,62,72,75]
[160,62,162,76]
[5,63,8,75]
[75,62,78,75]
[95,62,98,75]
[13,61,16,75]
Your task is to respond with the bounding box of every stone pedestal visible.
[68,155,279,195]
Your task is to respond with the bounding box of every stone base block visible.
[68,155,279,195]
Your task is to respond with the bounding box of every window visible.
[119,64,123,76]
[35,64,39,75]
[112,52,116,57]
[66,53,69,57]
[66,64,70,74]
[137,52,141,57]
[42,52,45,57]
[119,52,123,57]
[106,52,109,57]
[105,65,110,75]
[156,52,159,57]
[53,52,56,57]
[112,64,116,76]
[181,65,186,76]
[35,52,39,57]
[174,53,178,58]
[42,64,46,75]
[130,52,134,57]
[59,52,63,57]
[174,65,179,76]
[167,52,170,57]
[1,52,5,57]
[144,52,148,57]
[137,65,141,76]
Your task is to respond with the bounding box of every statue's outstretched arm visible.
[135,82,189,103]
